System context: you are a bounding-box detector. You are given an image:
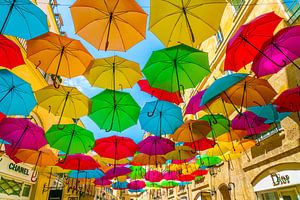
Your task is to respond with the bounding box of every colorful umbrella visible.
[128,189,145,193]
[131,153,166,166]
[139,100,183,136]
[27,32,93,87]
[138,80,183,105]
[165,146,197,161]
[200,114,230,138]
[0,35,24,69]
[45,124,95,157]
[129,166,146,180]
[56,154,100,170]
[68,169,104,179]
[0,69,36,116]
[105,167,131,179]
[149,0,226,47]
[89,90,140,132]
[191,169,208,177]
[145,170,163,182]
[0,112,4,121]
[184,138,215,151]
[112,181,128,190]
[196,155,222,167]
[0,0,48,39]
[85,56,142,90]
[70,0,147,51]
[163,171,179,181]
[98,157,129,165]
[94,178,112,186]
[146,182,161,189]
[224,12,282,71]
[177,174,195,182]
[160,180,178,188]
[207,142,232,157]
[138,136,175,156]
[216,130,247,142]
[0,118,47,155]
[128,180,146,190]
[143,44,210,94]
[252,25,300,77]
[185,90,206,115]
[35,85,90,125]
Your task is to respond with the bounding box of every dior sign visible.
[270,173,290,186]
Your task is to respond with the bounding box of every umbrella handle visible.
[58,154,68,164]
[53,77,61,89]
[147,100,159,117]
[35,60,42,69]
[105,107,116,132]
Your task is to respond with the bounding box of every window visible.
[216,29,224,47]
[283,0,300,24]
[231,0,245,13]
[22,184,31,197]
[0,177,22,196]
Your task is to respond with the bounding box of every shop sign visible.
[8,163,30,176]
[270,173,290,186]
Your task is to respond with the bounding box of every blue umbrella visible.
[178,182,192,186]
[68,169,104,179]
[128,189,145,193]
[247,104,291,124]
[139,100,183,136]
[112,181,128,190]
[0,0,48,39]
[0,69,36,116]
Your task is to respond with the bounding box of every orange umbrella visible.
[27,32,93,87]
[216,129,247,142]
[131,153,166,166]
[70,0,147,51]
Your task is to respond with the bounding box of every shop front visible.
[0,155,36,200]
[254,170,300,200]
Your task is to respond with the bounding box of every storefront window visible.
[262,192,279,200]
[22,184,31,197]
[0,177,22,196]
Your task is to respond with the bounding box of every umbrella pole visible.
[216,143,228,162]
[0,0,15,34]
[182,7,195,43]
[113,138,118,174]
[223,91,242,116]
[221,99,236,151]
[43,167,53,193]
[241,143,251,162]
[31,151,42,182]
[57,91,70,129]
[173,59,184,98]
[204,105,218,124]
[239,80,247,114]
[147,100,159,117]
[271,42,300,70]
[106,63,117,132]
[9,124,29,156]
[105,13,113,51]
[76,159,81,190]
[53,46,65,89]
[188,124,197,154]
[59,129,75,163]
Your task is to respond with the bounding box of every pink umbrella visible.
[252,25,300,77]
[138,136,174,156]
[128,180,146,190]
[185,90,206,115]
[0,118,47,155]
[104,167,131,179]
[163,171,179,180]
[94,178,112,186]
[145,170,163,182]
[231,111,270,136]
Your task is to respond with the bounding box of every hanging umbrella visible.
[252,25,300,77]
[160,181,178,189]
[184,138,215,151]
[70,0,147,51]
[68,169,104,179]
[145,170,163,182]
[56,154,100,170]
[129,189,145,193]
[163,171,179,181]
[191,169,208,177]
[131,153,166,166]
[98,157,129,165]
[185,90,206,115]
[195,155,222,168]
[85,56,142,90]
[128,180,146,190]
[231,111,270,136]
[138,80,183,105]
[138,136,175,156]
[0,0,48,39]
[35,85,90,125]
[143,44,210,94]
[0,35,24,69]
[27,32,93,87]
[216,130,247,142]
[220,77,277,111]
[146,182,161,189]
[224,12,282,71]
[165,146,197,161]
[177,174,195,182]
[129,166,146,180]
[89,90,140,132]
[274,86,300,120]
[231,139,256,162]
[0,118,47,155]
[112,181,128,190]
[0,69,36,116]
[247,104,291,124]
[139,100,183,136]
[45,124,95,158]
[207,141,232,160]
[104,167,131,179]
[149,0,226,47]
[200,114,230,138]
[94,178,112,187]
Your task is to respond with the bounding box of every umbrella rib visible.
[111,17,126,51]
[114,15,146,38]
[186,11,218,32]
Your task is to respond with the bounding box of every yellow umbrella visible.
[165,146,197,161]
[35,85,91,125]
[84,56,142,90]
[221,152,241,161]
[207,142,232,157]
[216,129,247,142]
[70,0,147,51]
[150,0,227,47]
[27,32,93,87]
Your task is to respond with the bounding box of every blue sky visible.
[57,0,165,142]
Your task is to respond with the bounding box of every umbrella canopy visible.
[0,112,4,121]
[45,124,95,155]
[129,166,146,180]
[200,73,249,106]
[252,25,300,77]
[171,120,211,142]
[139,100,183,136]
[184,138,215,151]
[224,12,282,71]
[138,80,183,105]
[27,32,93,82]
[146,182,161,189]
[232,111,270,136]
[191,169,208,177]
[85,56,142,90]
[70,0,147,51]
[200,114,229,138]
[128,180,146,190]
[0,118,47,154]
[160,180,178,188]
[0,69,36,116]
[131,153,166,166]
[216,130,247,142]
[177,174,195,182]
[89,90,140,132]
[0,35,24,69]
[145,170,163,182]
[207,142,232,157]
[233,139,256,153]
[274,86,300,117]
[93,136,138,160]
[35,85,90,124]
[196,155,222,167]
[165,146,197,161]
[163,171,179,181]
[56,154,100,170]
[185,90,206,115]
[98,157,129,165]
[105,167,131,179]
[112,181,128,190]
[220,77,277,108]
[143,44,210,93]
[94,178,112,186]
[247,104,291,124]
[128,189,145,193]
[138,136,175,156]
[68,169,104,179]
[0,0,48,39]
[149,0,226,47]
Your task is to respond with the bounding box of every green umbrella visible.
[160,180,179,188]
[200,114,230,138]
[129,166,146,180]
[196,155,222,167]
[143,44,210,94]
[146,182,161,189]
[89,89,141,132]
[45,124,95,156]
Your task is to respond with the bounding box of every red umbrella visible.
[138,80,183,105]
[191,169,208,177]
[184,138,215,151]
[0,112,5,122]
[0,35,25,69]
[56,154,100,170]
[177,174,195,182]
[224,12,282,71]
